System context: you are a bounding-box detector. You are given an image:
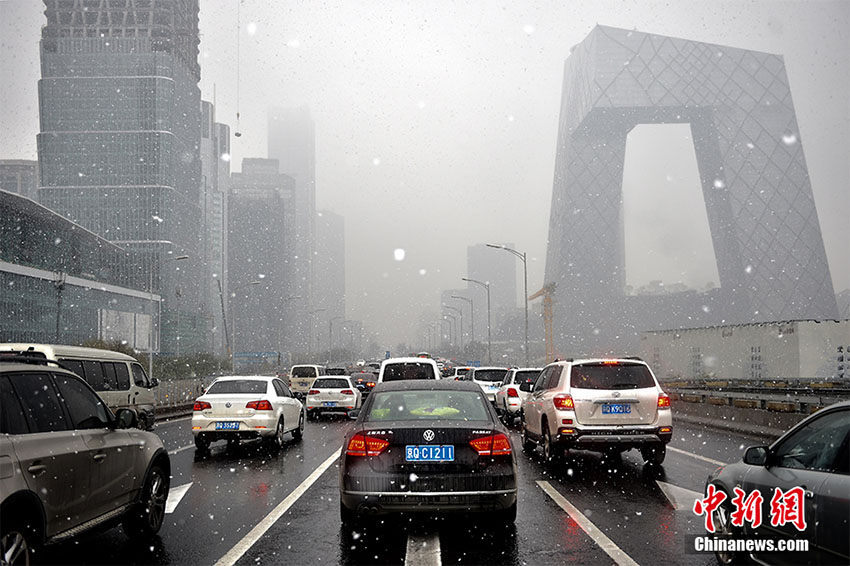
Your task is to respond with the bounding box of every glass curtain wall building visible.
[36,0,204,354]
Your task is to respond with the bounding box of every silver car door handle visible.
[28,464,47,476]
[93,453,107,462]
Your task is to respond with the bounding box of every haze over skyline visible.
[2,0,847,347]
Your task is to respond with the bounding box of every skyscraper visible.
[268,107,316,355]
[37,0,204,353]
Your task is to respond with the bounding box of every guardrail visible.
[155,377,207,410]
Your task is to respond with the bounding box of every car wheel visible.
[491,501,517,525]
[194,435,210,451]
[123,462,169,539]
[542,427,560,463]
[340,501,357,525]
[640,444,666,465]
[520,420,535,453]
[307,409,318,421]
[268,418,285,450]
[712,496,746,565]
[0,519,35,566]
[292,410,305,442]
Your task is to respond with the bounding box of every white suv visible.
[520,358,672,464]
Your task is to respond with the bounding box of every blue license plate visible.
[602,403,631,414]
[323,401,337,407]
[215,421,239,430]
[405,445,455,462]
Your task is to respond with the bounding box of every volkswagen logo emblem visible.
[423,429,435,442]
[612,391,621,398]
[226,402,232,408]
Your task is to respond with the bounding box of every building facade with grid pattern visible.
[545,25,838,356]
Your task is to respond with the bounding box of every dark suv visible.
[0,357,171,563]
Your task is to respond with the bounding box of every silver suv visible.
[520,358,672,464]
[0,358,171,563]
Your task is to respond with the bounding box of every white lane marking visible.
[160,416,192,424]
[214,450,340,566]
[667,446,727,467]
[656,480,703,511]
[168,444,195,456]
[537,481,639,566]
[165,482,192,514]
[405,532,441,566]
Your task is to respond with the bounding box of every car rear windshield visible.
[456,368,470,375]
[382,362,435,381]
[206,380,268,394]
[569,363,655,390]
[313,378,350,389]
[474,369,507,382]
[326,368,347,375]
[514,370,540,384]
[365,390,490,421]
[291,367,317,378]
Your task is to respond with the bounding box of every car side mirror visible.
[519,382,534,392]
[348,409,360,420]
[114,408,138,430]
[149,377,159,388]
[743,445,769,466]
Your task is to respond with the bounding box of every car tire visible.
[711,494,746,565]
[123,462,169,540]
[491,501,517,525]
[0,517,36,566]
[307,409,318,421]
[340,501,357,525]
[542,426,560,463]
[520,421,535,453]
[640,444,666,465]
[194,435,210,451]
[292,410,305,442]
[267,418,285,450]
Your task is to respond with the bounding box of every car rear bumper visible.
[340,489,517,514]
[554,426,672,448]
[192,415,277,438]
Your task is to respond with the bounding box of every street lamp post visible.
[230,280,261,373]
[309,308,326,359]
[329,315,343,357]
[451,295,474,346]
[438,319,450,349]
[442,304,463,351]
[462,277,491,364]
[487,243,529,367]
[148,254,188,382]
[443,313,457,348]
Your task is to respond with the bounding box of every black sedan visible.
[704,400,848,565]
[338,380,517,524]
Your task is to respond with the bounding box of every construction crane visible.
[529,283,556,362]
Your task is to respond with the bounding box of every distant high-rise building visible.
[545,25,838,356]
[0,160,39,200]
[314,210,345,355]
[228,158,295,363]
[36,0,204,353]
[200,101,230,354]
[467,243,517,342]
[268,107,316,355]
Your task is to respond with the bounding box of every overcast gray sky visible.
[2,0,847,346]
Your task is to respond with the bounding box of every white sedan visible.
[192,375,305,451]
[494,367,542,424]
[305,376,362,419]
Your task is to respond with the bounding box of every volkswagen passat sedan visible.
[339,380,517,524]
[305,376,362,419]
[1,357,170,564]
[704,400,848,566]
[192,375,304,451]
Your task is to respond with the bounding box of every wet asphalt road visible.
[32,414,772,566]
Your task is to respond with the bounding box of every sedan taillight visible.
[193,400,211,411]
[246,400,273,411]
[469,433,512,456]
[307,389,319,395]
[507,387,519,398]
[657,393,671,409]
[340,389,354,395]
[553,394,575,410]
[346,434,389,456]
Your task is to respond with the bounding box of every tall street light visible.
[309,308,326,359]
[451,295,474,346]
[443,313,458,349]
[230,279,262,373]
[148,254,188,382]
[442,304,463,351]
[462,277,491,364]
[487,243,529,367]
[329,315,344,357]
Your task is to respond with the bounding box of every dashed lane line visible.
[537,480,640,566]
[655,480,703,511]
[165,482,192,514]
[405,532,441,566]
[214,449,340,566]
[667,446,727,467]
[168,444,195,456]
